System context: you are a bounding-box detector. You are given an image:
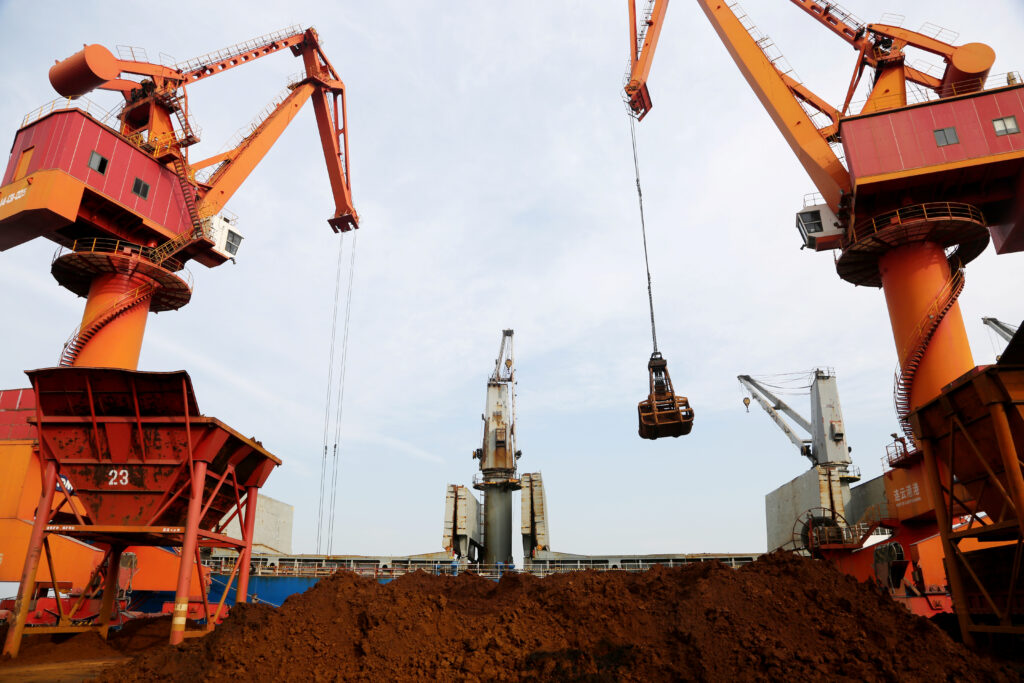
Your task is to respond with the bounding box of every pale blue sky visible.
[0,1,1022,562]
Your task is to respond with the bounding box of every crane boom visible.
[696,1,851,213]
[743,387,813,458]
[197,84,314,217]
[737,375,813,434]
[982,317,1020,343]
[176,27,308,86]
[625,0,669,119]
[787,0,866,46]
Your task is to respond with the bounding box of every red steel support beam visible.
[918,436,975,648]
[97,545,124,639]
[170,460,207,645]
[2,461,59,657]
[990,402,1024,540]
[234,486,259,604]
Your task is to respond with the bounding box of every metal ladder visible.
[894,266,965,440]
[59,281,158,366]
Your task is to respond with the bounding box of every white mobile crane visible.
[738,370,860,552]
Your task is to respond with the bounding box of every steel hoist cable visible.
[327,231,358,555]
[316,235,346,554]
[629,115,659,354]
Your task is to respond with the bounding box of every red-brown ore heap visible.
[21,553,1023,681]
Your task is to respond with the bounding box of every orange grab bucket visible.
[638,352,694,439]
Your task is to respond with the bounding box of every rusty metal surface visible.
[910,364,1024,522]
[51,250,192,313]
[638,353,693,439]
[26,367,280,529]
[909,363,1024,638]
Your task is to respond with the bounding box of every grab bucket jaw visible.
[638,353,693,439]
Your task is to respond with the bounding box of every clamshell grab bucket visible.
[638,352,694,439]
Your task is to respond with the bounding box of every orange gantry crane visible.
[0,26,358,655]
[626,1,1024,645]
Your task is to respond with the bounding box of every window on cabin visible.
[87,151,108,175]
[797,210,824,234]
[933,127,959,147]
[994,115,1020,136]
[131,178,150,200]
[225,230,243,255]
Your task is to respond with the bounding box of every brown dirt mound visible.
[0,615,175,670]
[81,552,1017,681]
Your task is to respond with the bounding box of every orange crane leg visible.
[72,272,153,370]
[878,242,974,410]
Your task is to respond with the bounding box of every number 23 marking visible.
[108,469,129,486]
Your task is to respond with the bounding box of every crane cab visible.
[796,197,842,251]
[638,352,694,439]
[206,213,244,260]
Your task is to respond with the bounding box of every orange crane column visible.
[878,242,974,409]
[72,272,154,370]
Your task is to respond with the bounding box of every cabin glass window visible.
[88,151,108,175]
[798,210,823,234]
[933,127,959,147]
[225,230,243,255]
[994,116,1020,136]
[131,178,150,200]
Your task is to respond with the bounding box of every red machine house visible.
[841,81,1024,255]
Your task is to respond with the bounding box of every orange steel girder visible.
[696,1,851,213]
[194,28,358,232]
[625,0,669,120]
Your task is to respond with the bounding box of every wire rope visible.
[629,115,659,354]
[315,235,346,554]
[327,231,358,555]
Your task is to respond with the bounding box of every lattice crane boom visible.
[48,26,358,236]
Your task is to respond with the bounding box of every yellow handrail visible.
[848,202,984,245]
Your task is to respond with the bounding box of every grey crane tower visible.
[738,370,861,552]
[472,330,522,566]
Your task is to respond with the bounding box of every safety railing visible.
[850,71,1022,113]
[621,0,658,94]
[917,21,959,45]
[54,237,193,283]
[203,555,760,580]
[838,464,861,480]
[59,280,158,366]
[21,97,120,128]
[846,202,985,245]
[175,25,304,74]
[472,470,518,487]
[195,85,299,184]
[802,192,825,208]
[884,437,918,469]
[893,265,964,439]
[123,121,202,156]
[861,502,892,524]
[812,520,891,548]
[116,45,149,63]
